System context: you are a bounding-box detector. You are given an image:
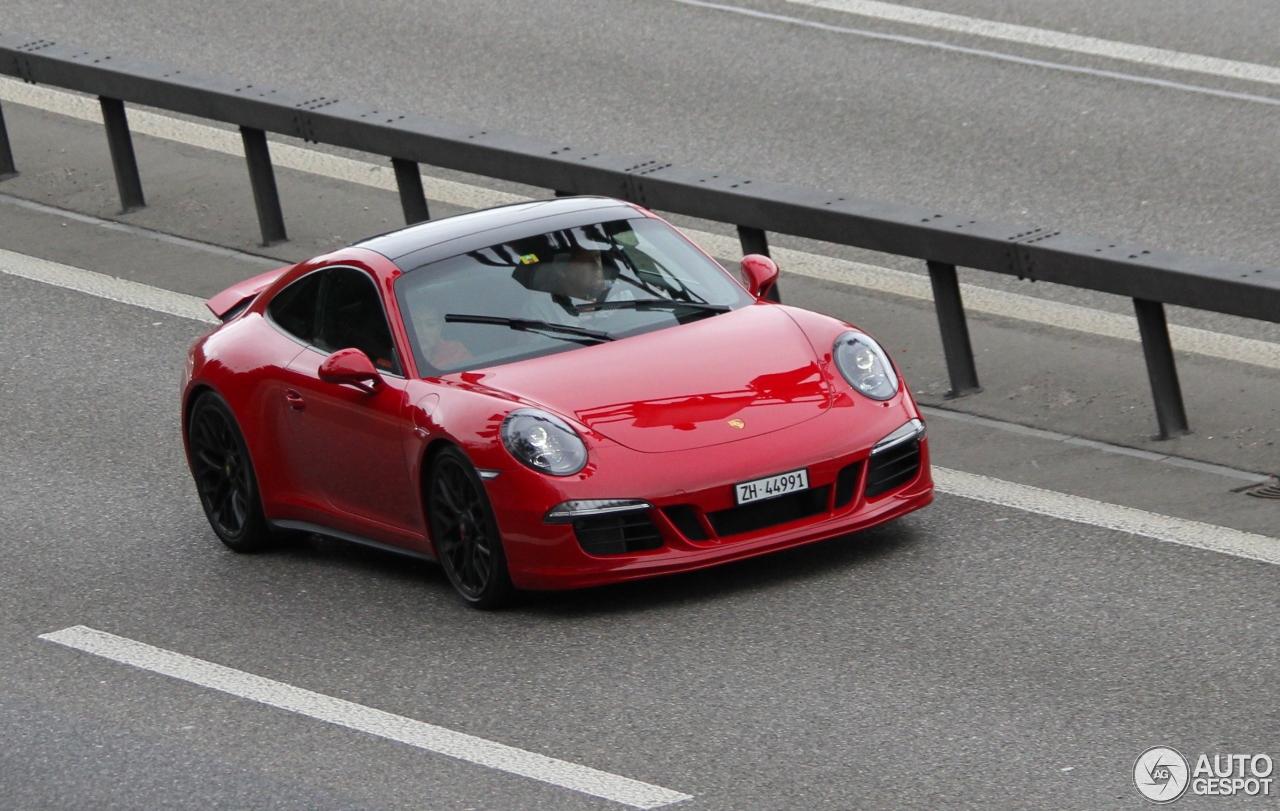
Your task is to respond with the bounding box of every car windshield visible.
[395,217,755,375]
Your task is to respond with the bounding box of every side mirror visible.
[318,348,384,393]
[740,254,780,301]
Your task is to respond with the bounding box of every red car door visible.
[275,266,423,546]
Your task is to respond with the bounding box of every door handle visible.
[284,389,306,412]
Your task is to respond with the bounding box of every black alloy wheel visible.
[427,446,514,609]
[187,392,273,552]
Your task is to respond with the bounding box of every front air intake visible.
[573,513,664,556]
[865,438,921,498]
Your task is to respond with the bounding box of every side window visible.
[315,267,401,375]
[267,271,324,344]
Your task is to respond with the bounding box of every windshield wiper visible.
[445,314,614,343]
[574,299,731,314]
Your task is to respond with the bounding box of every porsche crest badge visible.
[728,418,746,429]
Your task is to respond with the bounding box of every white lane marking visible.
[0,191,280,267]
[4,78,1280,370]
[788,0,1280,87]
[933,467,1280,563]
[662,0,1280,108]
[38,626,692,810]
[0,247,216,324]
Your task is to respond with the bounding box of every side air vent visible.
[865,438,921,498]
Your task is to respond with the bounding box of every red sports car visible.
[183,197,932,608]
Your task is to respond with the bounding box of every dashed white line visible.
[788,0,1280,87]
[39,625,693,810]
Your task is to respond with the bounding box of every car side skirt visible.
[271,520,438,563]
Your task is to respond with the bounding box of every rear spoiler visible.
[206,264,296,321]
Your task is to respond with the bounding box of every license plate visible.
[734,468,809,505]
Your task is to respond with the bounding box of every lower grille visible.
[865,438,921,498]
[833,461,863,509]
[706,486,831,538]
[663,505,708,541]
[574,512,664,556]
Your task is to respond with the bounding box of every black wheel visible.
[427,446,515,609]
[187,391,274,552]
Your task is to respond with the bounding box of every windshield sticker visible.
[519,253,540,265]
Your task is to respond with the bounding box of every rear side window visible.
[314,268,401,375]
[267,272,323,344]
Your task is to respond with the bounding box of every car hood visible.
[464,305,834,452]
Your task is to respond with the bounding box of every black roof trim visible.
[355,197,640,263]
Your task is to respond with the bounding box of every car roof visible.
[353,196,643,270]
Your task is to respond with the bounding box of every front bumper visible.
[484,395,934,591]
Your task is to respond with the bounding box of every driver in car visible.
[518,246,635,327]
[556,246,632,303]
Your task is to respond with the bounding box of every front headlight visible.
[833,331,899,400]
[501,409,588,476]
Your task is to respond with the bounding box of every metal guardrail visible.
[3,33,1278,439]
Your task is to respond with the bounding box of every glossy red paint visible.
[739,254,779,300]
[183,197,933,596]
[471,305,832,452]
[318,348,384,392]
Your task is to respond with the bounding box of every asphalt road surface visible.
[2,2,1279,808]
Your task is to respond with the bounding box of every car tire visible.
[427,445,515,609]
[187,391,275,553]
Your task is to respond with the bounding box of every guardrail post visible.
[392,158,430,224]
[0,100,16,180]
[926,261,982,397]
[239,126,287,246]
[737,226,780,302]
[1133,298,1190,438]
[98,97,145,212]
